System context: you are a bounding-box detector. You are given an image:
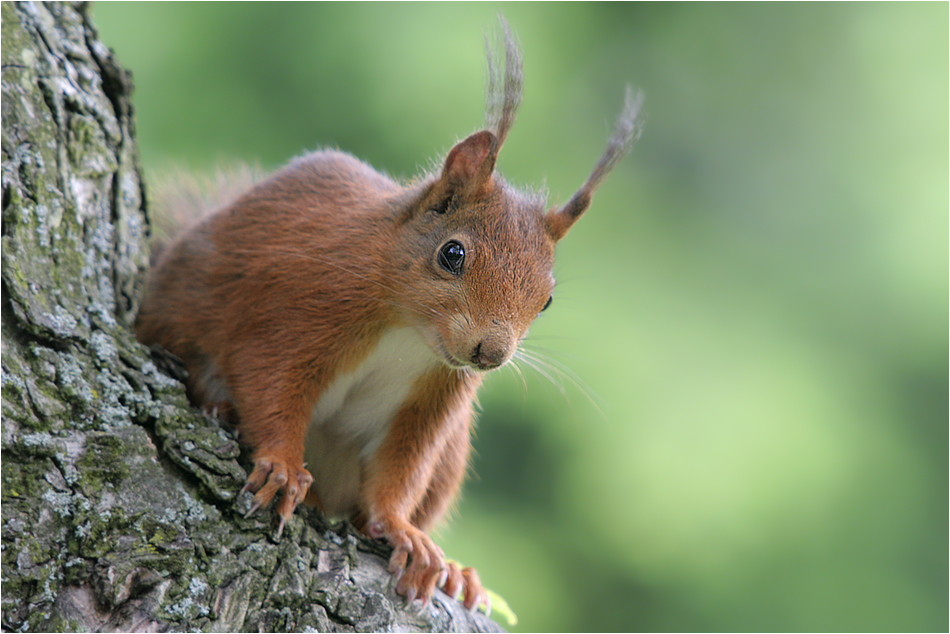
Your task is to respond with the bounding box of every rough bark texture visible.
[0,3,503,632]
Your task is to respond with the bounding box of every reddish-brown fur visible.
[136,21,641,612]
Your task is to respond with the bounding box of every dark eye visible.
[438,240,465,276]
[541,296,553,312]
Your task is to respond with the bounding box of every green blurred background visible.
[92,3,947,632]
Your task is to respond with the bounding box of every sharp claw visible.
[388,554,406,575]
[275,516,286,540]
[392,566,406,583]
[405,587,417,604]
[465,594,478,613]
[244,500,262,518]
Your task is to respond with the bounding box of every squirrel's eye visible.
[438,240,465,275]
[541,295,553,312]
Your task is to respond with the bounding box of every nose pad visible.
[470,340,508,370]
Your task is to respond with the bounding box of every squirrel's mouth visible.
[416,323,507,373]
[440,348,504,374]
[427,334,486,373]
[436,344,473,371]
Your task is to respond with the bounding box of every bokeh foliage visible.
[93,3,947,632]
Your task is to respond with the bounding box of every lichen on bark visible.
[1,3,502,631]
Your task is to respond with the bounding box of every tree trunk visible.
[1,3,502,632]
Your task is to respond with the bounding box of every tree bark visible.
[1,3,502,632]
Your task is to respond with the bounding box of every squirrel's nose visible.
[470,341,508,370]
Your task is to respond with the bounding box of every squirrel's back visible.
[137,150,402,402]
[149,150,398,255]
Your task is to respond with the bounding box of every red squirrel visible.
[136,23,642,612]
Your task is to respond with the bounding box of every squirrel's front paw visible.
[367,518,446,605]
[242,454,313,538]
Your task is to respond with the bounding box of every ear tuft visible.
[442,130,498,187]
[548,87,644,241]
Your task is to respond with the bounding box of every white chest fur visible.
[308,326,438,458]
[304,326,439,516]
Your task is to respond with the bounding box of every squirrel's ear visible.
[546,87,644,241]
[441,130,498,191]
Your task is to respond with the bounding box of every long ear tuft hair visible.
[547,86,645,240]
[484,16,524,154]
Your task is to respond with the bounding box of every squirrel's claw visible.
[244,499,263,518]
[459,565,488,614]
[369,518,446,606]
[242,455,313,538]
[442,562,465,601]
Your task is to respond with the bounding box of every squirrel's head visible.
[389,20,642,373]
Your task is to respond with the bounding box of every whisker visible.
[514,349,568,398]
[502,356,529,396]
[516,345,607,419]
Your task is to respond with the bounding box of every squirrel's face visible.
[395,182,556,372]
[388,126,620,372]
